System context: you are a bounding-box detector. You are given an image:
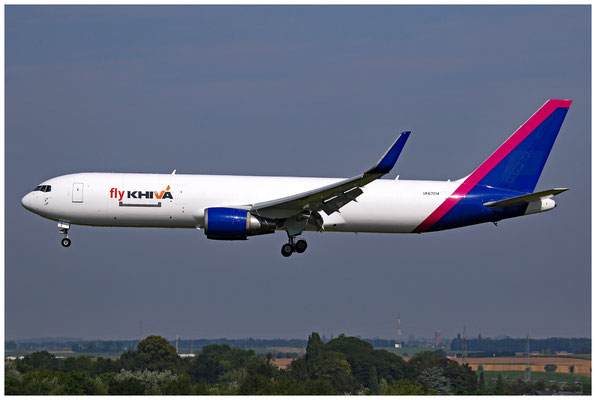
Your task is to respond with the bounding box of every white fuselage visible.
[22,173,459,234]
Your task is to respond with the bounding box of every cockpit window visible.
[33,185,51,192]
[33,186,42,191]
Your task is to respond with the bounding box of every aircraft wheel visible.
[61,238,71,248]
[295,239,307,253]
[281,243,294,257]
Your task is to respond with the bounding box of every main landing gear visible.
[58,221,71,248]
[281,236,308,257]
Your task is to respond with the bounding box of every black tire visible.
[295,239,308,253]
[61,238,71,248]
[281,243,294,257]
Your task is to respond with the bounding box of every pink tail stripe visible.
[412,99,572,233]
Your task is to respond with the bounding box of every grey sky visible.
[5,5,590,341]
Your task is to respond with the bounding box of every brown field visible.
[272,355,591,375]
[453,357,591,376]
[271,358,294,370]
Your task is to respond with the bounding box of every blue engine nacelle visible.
[204,207,277,240]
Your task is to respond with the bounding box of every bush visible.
[544,364,557,372]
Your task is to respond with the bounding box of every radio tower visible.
[397,314,402,347]
[525,333,531,382]
[462,326,468,365]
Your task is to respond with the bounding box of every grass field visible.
[479,370,590,384]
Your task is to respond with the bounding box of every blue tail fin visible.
[413,100,571,233]
[470,99,571,193]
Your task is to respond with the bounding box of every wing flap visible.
[320,187,364,216]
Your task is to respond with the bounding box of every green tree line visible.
[450,336,590,354]
[5,333,588,395]
[5,337,308,354]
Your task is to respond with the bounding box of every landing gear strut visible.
[280,235,308,257]
[58,221,71,247]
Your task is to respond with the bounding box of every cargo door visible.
[72,183,84,203]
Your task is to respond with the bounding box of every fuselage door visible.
[72,183,84,203]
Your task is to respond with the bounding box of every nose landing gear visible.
[280,236,308,257]
[58,221,71,248]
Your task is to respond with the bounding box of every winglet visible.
[366,131,411,175]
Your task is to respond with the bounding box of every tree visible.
[164,374,192,395]
[272,374,306,395]
[237,374,274,395]
[305,332,323,378]
[534,379,546,391]
[61,370,94,395]
[304,379,337,395]
[367,365,380,394]
[108,376,145,395]
[17,351,58,373]
[382,379,426,395]
[316,352,357,393]
[5,361,23,395]
[323,335,407,386]
[544,364,557,372]
[288,357,309,382]
[478,370,485,389]
[494,373,506,395]
[408,351,476,393]
[418,367,452,394]
[136,335,180,372]
[91,357,116,376]
[18,371,62,395]
[188,344,267,385]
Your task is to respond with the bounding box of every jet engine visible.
[204,207,277,240]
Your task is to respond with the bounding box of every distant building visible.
[394,343,402,348]
[435,331,441,348]
[515,352,540,356]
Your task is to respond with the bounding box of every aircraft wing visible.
[483,188,569,208]
[249,131,411,220]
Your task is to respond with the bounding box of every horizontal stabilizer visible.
[483,188,568,208]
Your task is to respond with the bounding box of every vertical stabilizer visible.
[413,100,571,233]
[467,99,571,193]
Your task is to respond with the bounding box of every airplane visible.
[21,99,571,257]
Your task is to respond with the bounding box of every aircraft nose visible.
[21,193,34,211]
